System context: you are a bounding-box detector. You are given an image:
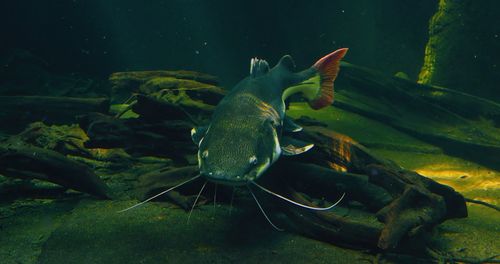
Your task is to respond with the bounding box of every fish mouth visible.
[203,176,249,186]
[201,171,255,186]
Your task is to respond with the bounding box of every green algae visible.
[418,0,500,101]
[109,104,139,119]
[287,102,440,155]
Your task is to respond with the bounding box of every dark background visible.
[1,0,436,87]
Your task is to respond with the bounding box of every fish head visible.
[195,117,280,186]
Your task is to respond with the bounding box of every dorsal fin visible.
[275,55,296,72]
[250,58,270,77]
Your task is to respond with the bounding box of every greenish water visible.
[1,1,499,263]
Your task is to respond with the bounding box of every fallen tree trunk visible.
[265,139,467,250]
[129,124,467,251]
[78,112,196,163]
[0,143,110,199]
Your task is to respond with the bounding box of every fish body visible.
[192,49,348,186]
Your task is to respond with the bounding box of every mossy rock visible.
[109,70,219,103]
[4,122,90,157]
[140,77,226,112]
[3,122,136,163]
[418,0,500,101]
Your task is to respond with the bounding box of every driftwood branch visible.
[0,143,110,199]
[78,112,196,162]
[260,125,467,250]
[464,198,500,212]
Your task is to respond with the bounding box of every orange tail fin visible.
[309,48,348,110]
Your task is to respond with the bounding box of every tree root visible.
[465,198,500,212]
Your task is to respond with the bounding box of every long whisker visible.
[229,187,235,215]
[251,181,345,211]
[187,180,208,224]
[213,183,217,208]
[118,174,201,213]
[247,186,284,231]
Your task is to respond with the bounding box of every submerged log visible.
[265,125,466,250]
[130,80,225,122]
[131,95,197,122]
[78,112,196,163]
[138,76,225,107]
[282,189,384,249]
[276,163,465,250]
[5,122,93,159]
[0,143,110,199]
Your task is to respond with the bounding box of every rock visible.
[4,122,92,158]
[139,77,226,113]
[109,70,219,102]
[418,0,500,101]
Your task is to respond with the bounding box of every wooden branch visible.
[269,125,467,250]
[282,188,383,249]
[0,144,110,199]
[273,161,392,212]
[289,125,398,173]
[366,164,467,219]
[465,198,500,212]
[78,112,197,162]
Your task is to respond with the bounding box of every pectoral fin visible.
[280,136,314,156]
[191,125,208,145]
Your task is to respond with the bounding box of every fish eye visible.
[249,155,257,165]
[202,150,209,158]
